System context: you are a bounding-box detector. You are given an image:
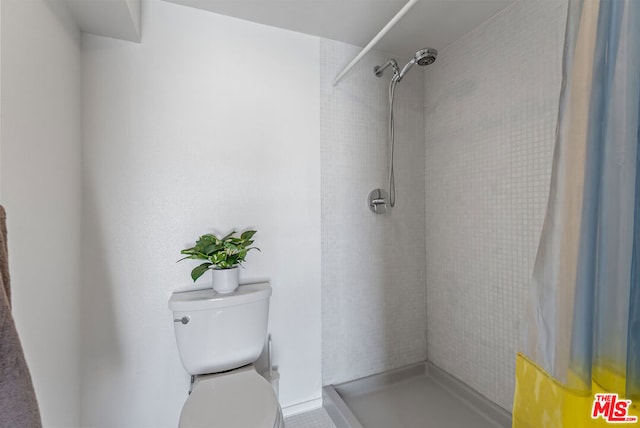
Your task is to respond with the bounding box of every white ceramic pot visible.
[211,267,239,293]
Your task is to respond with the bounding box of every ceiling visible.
[65,0,141,42]
[162,0,515,57]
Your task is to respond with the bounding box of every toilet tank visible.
[169,283,271,375]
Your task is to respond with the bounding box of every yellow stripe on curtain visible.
[514,353,639,428]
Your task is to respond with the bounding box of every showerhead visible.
[374,48,437,82]
[415,48,438,66]
[397,47,437,81]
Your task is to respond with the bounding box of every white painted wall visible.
[0,0,82,425]
[81,1,321,425]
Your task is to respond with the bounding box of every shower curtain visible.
[513,0,640,426]
[0,206,42,427]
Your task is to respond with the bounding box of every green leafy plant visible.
[178,230,259,282]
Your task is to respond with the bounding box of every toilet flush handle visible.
[173,316,190,325]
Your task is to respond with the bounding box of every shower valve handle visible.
[367,189,389,214]
[371,198,387,211]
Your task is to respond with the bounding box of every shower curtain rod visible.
[332,0,419,86]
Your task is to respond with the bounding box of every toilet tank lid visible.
[169,283,271,311]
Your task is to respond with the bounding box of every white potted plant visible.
[178,230,259,293]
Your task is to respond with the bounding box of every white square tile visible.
[321,39,427,386]
[424,0,567,411]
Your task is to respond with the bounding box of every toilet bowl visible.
[180,365,284,428]
[169,283,283,428]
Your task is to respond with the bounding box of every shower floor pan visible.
[323,362,511,428]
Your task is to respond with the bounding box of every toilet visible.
[169,282,284,428]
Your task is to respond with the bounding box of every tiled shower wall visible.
[321,39,426,385]
[424,0,568,411]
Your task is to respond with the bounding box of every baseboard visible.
[282,397,323,418]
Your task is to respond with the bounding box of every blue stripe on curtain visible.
[592,0,629,388]
[571,0,640,396]
[596,0,640,390]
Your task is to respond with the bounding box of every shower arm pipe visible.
[332,0,419,86]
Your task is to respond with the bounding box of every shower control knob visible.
[368,189,389,214]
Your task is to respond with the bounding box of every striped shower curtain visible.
[513,0,640,426]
